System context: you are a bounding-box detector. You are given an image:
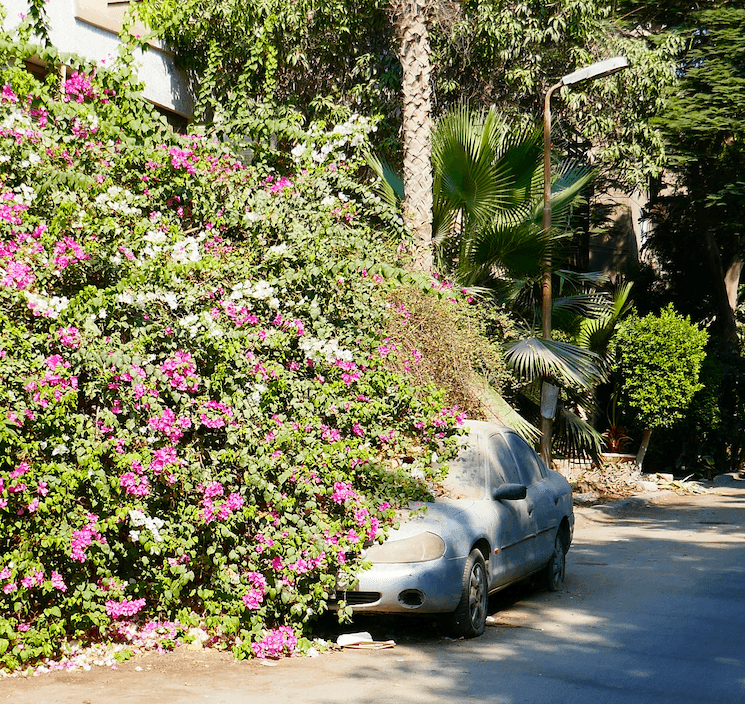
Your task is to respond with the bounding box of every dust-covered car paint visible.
[332,420,574,637]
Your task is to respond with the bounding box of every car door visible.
[504,431,559,567]
[485,432,538,586]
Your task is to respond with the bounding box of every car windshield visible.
[438,438,486,499]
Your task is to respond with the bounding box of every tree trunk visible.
[539,382,559,467]
[704,229,739,346]
[393,0,434,272]
[635,428,652,470]
[724,257,743,313]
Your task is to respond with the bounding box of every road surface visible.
[2,485,744,704]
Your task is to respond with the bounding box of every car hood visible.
[388,498,476,541]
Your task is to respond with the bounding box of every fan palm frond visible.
[555,270,610,291]
[576,281,634,354]
[477,384,541,443]
[364,151,403,209]
[458,220,552,283]
[552,293,609,318]
[553,407,605,463]
[490,127,543,212]
[432,105,517,239]
[504,337,605,390]
[549,161,595,222]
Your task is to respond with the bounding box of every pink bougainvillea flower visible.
[199,400,233,428]
[70,514,105,562]
[321,425,341,444]
[160,350,200,392]
[242,589,264,610]
[149,445,180,475]
[10,462,29,479]
[251,626,298,659]
[63,71,97,102]
[331,481,357,504]
[225,493,243,511]
[120,471,150,497]
[105,597,146,619]
[1,83,18,104]
[242,571,268,610]
[57,326,82,349]
[50,571,67,592]
[0,261,35,290]
[203,481,224,499]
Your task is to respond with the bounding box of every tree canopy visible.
[635,5,745,343]
[137,0,678,189]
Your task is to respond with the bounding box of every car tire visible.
[450,549,488,638]
[543,530,567,592]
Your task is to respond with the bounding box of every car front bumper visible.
[329,554,467,615]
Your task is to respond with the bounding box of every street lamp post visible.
[539,56,630,466]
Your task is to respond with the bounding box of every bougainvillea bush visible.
[0,29,463,670]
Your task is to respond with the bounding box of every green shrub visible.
[611,305,708,432]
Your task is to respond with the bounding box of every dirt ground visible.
[2,482,745,704]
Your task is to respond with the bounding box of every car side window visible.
[487,434,523,487]
[505,433,545,485]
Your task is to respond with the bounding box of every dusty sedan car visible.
[334,420,574,638]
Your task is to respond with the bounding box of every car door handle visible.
[554,496,560,505]
[527,503,534,515]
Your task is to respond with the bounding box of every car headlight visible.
[365,532,446,563]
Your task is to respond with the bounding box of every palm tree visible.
[431,106,612,457]
[392,0,435,272]
[431,106,591,285]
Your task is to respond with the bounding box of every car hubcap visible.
[469,563,486,628]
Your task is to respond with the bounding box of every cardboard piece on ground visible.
[345,640,396,650]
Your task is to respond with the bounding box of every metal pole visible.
[537,58,628,466]
[539,82,562,466]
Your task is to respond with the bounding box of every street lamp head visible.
[561,56,630,87]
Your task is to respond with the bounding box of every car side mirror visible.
[493,483,527,501]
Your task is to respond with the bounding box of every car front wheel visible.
[451,549,488,638]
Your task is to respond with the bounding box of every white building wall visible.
[2,0,193,118]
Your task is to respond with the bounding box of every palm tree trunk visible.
[393,0,434,272]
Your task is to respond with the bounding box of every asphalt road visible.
[3,486,745,704]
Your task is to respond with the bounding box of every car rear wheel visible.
[543,530,567,592]
[451,549,488,638]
